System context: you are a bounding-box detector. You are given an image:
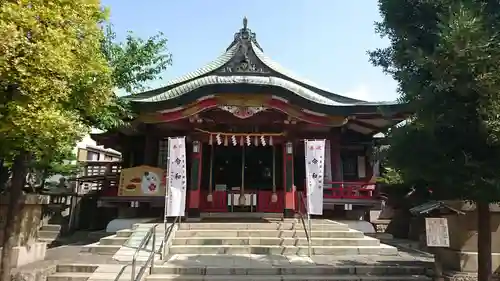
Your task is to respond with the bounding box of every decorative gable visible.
[217,17,270,74]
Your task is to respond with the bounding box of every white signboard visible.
[305,139,326,215]
[324,140,332,185]
[425,217,450,247]
[165,137,187,217]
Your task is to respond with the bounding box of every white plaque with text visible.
[425,217,450,247]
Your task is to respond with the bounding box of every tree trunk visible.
[0,152,28,281]
[477,201,492,281]
[0,158,8,193]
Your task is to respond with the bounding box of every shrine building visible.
[91,18,407,221]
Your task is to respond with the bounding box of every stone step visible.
[122,239,164,250]
[127,231,166,237]
[152,264,428,275]
[98,236,128,246]
[38,237,56,244]
[124,236,164,243]
[40,224,62,232]
[178,222,348,231]
[172,237,380,247]
[49,263,143,281]
[56,264,100,273]
[132,222,167,229]
[168,245,398,255]
[115,229,133,237]
[38,230,61,240]
[47,272,136,281]
[175,229,364,238]
[47,272,91,281]
[80,243,121,255]
[146,274,430,281]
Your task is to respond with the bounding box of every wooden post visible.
[207,145,214,201]
[283,141,295,218]
[239,145,246,207]
[188,141,202,218]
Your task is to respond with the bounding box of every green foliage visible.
[24,146,79,191]
[0,1,172,185]
[0,0,114,158]
[84,24,172,130]
[102,24,172,94]
[370,0,500,203]
[377,167,403,185]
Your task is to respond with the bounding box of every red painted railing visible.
[302,180,376,199]
[296,181,378,213]
[323,181,376,199]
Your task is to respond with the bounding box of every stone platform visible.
[40,219,435,281]
[46,253,433,281]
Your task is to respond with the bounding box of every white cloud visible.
[344,85,374,101]
[343,84,400,102]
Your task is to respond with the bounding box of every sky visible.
[101,0,399,102]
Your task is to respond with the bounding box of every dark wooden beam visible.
[349,119,382,131]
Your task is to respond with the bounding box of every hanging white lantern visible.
[260,135,266,146]
[216,134,222,145]
[232,135,237,146]
[209,134,213,145]
[224,135,228,146]
[269,136,273,146]
[246,135,251,146]
[254,136,259,146]
[240,136,244,146]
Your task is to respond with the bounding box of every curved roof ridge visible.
[123,44,240,99]
[132,75,364,106]
[250,42,367,104]
[163,43,240,87]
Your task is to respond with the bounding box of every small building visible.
[92,19,407,220]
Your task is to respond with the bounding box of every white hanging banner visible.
[305,139,326,215]
[166,136,187,217]
[324,139,332,187]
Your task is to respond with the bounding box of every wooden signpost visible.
[425,217,450,281]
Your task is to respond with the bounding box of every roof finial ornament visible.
[243,16,248,30]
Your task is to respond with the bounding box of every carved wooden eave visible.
[120,17,408,135]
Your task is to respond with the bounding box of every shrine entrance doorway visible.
[200,143,284,213]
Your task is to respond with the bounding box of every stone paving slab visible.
[11,246,123,281]
[164,250,433,268]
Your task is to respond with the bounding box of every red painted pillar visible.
[188,141,202,217]
[331,133,341,181]
[283,141,295,217]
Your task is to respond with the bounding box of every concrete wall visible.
[0,194,49,267]
[433,202,500,274]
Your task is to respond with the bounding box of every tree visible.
[102,24,172,94]
[0,1,172,277]
[26,147,80,192]
[370,1,500,280]
[76,24,172,131]
[0,1,114,279]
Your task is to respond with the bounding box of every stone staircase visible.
[167,219,397,255]
[47,263,142,281]
[149,260,430,281]
[45,219,433,281]
[81,223,166,262]
[80,228,133,255]
[145,219,431,281]
[37,224,62,245]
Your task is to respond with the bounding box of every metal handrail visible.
[161,216,182,259]
[131,224,158,281]
[297,192,312,257]
[113,263,130,281]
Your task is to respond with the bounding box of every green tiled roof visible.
[126,19,397,108]
[134,75,359,105]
